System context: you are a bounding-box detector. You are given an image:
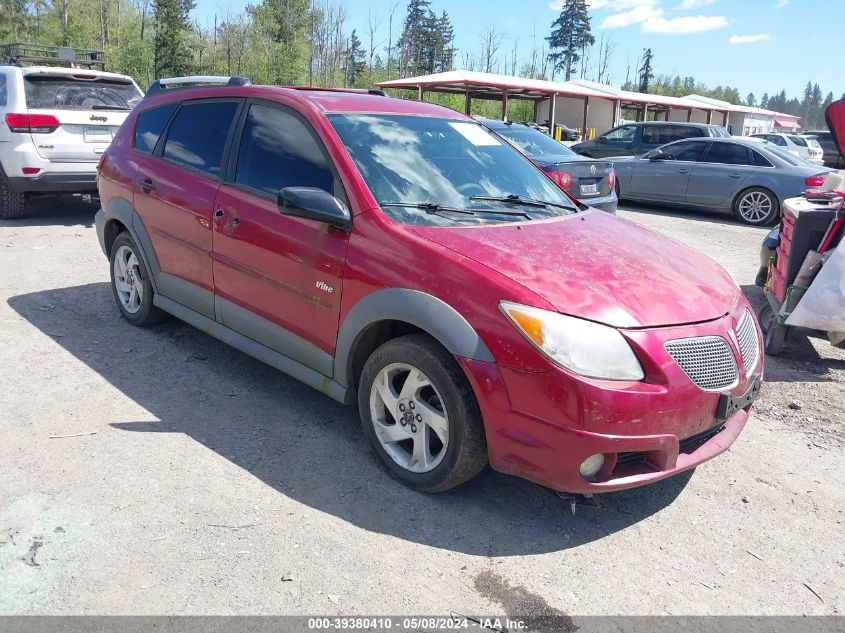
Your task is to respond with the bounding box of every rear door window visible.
[162,100,240,177]
[670,126,704,140]
[703,143,751,165]
[234,103,336,196]
[23,76,142,110]
[134,103,177,154]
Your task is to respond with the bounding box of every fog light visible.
[22,167,40,175]
[579,454,605,479]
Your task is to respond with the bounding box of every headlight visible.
[500,302,645,381]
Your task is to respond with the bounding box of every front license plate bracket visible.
[716,377,761,420]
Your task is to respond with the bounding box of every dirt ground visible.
[0,197,842,617]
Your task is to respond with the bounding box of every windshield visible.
[492,125,576,157]
[711,126,731,138]
[24,76,142,111]
[328,114,576,226]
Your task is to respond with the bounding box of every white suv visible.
[0,61,143,219]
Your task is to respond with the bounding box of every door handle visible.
[137,179,155,192]
[677,168,690,174]
[728,173,742,179]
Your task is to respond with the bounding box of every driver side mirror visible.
[597,135,608,144]
[277,187,351,231]
[648,150,668,161]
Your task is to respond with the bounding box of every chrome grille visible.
[736,309,759,375]
[665,336,738,391]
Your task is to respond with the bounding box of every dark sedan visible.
[481,119,618,213]
[612,137,830,225]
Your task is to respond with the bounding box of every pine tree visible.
[746,93,757,108]
[760,93,770,109]
[343,29,366,87]
[153,0,196,78]
[638,48,654,93]
[398,0,432,76]
[546,0,594,81]
[435,11,455,73]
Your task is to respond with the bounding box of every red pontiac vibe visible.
[95,79,763,494]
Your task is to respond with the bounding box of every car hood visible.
[826,98,845,156]
[411,210,738,329]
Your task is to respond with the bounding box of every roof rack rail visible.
[1,43,107,70]
[145,75,252,97]
[284,86,387,97]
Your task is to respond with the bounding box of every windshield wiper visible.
[469,194,574,211]
[380,201,476,215]
[92,104,130,110]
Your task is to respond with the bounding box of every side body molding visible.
[334,288,495,388]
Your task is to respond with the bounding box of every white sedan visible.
[751,133,824,165]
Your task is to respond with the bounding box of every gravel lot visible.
[0,198,842,617]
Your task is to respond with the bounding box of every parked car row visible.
[801,129,845,168]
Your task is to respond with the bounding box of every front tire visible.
[0,166,28,220]
[109,233,168,326]
[358,334,488,493]
[733,187,779,226]
[757,301,788,355]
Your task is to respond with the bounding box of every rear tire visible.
[358,334,488,493]
[733,187,779,226]
[0,166,28,220]
[109,232,169,326]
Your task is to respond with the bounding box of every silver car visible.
[613,137,831,225]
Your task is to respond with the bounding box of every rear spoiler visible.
[145,75,251,98]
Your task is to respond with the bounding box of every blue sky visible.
[193,0,843,100]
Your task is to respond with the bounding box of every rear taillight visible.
[546,170,573,190]
[607,169,616,189]
[5,113,60,134]
[805,175,826,188]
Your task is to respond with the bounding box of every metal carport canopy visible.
[375,70,731,133]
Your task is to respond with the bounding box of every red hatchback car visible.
[95,78,763,494]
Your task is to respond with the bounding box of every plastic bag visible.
[786,242,845,331]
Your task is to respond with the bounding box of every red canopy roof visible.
[774,119,800,130]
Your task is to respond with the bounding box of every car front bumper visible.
[460,304,762,493]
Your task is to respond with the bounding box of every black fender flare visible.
[96,196,160,291]
[333,288,494,388]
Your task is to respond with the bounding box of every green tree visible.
[152,0,195,78]
[746,93,757,107]
[398,0,431,76]
[547,0,594,81]
[343,29,365,86]
[637,48,654,93]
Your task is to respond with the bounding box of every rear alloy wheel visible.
[734,187,779,226]
[109,233,169,326]
[358,334,487,493]
[0,167,28,220]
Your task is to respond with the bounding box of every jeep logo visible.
[90,115,107,122]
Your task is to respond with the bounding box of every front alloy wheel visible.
[358,334,487,492]
[369,362,449,473]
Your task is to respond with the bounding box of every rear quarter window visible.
[23,76,142,110]
[0,74,6,106]
[134,103,178,154]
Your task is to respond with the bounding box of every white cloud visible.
[600,4,663,28]
[680,0,716,8]
[772,0,789,7]
[729,33,771,44]
[642,15,729,34]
